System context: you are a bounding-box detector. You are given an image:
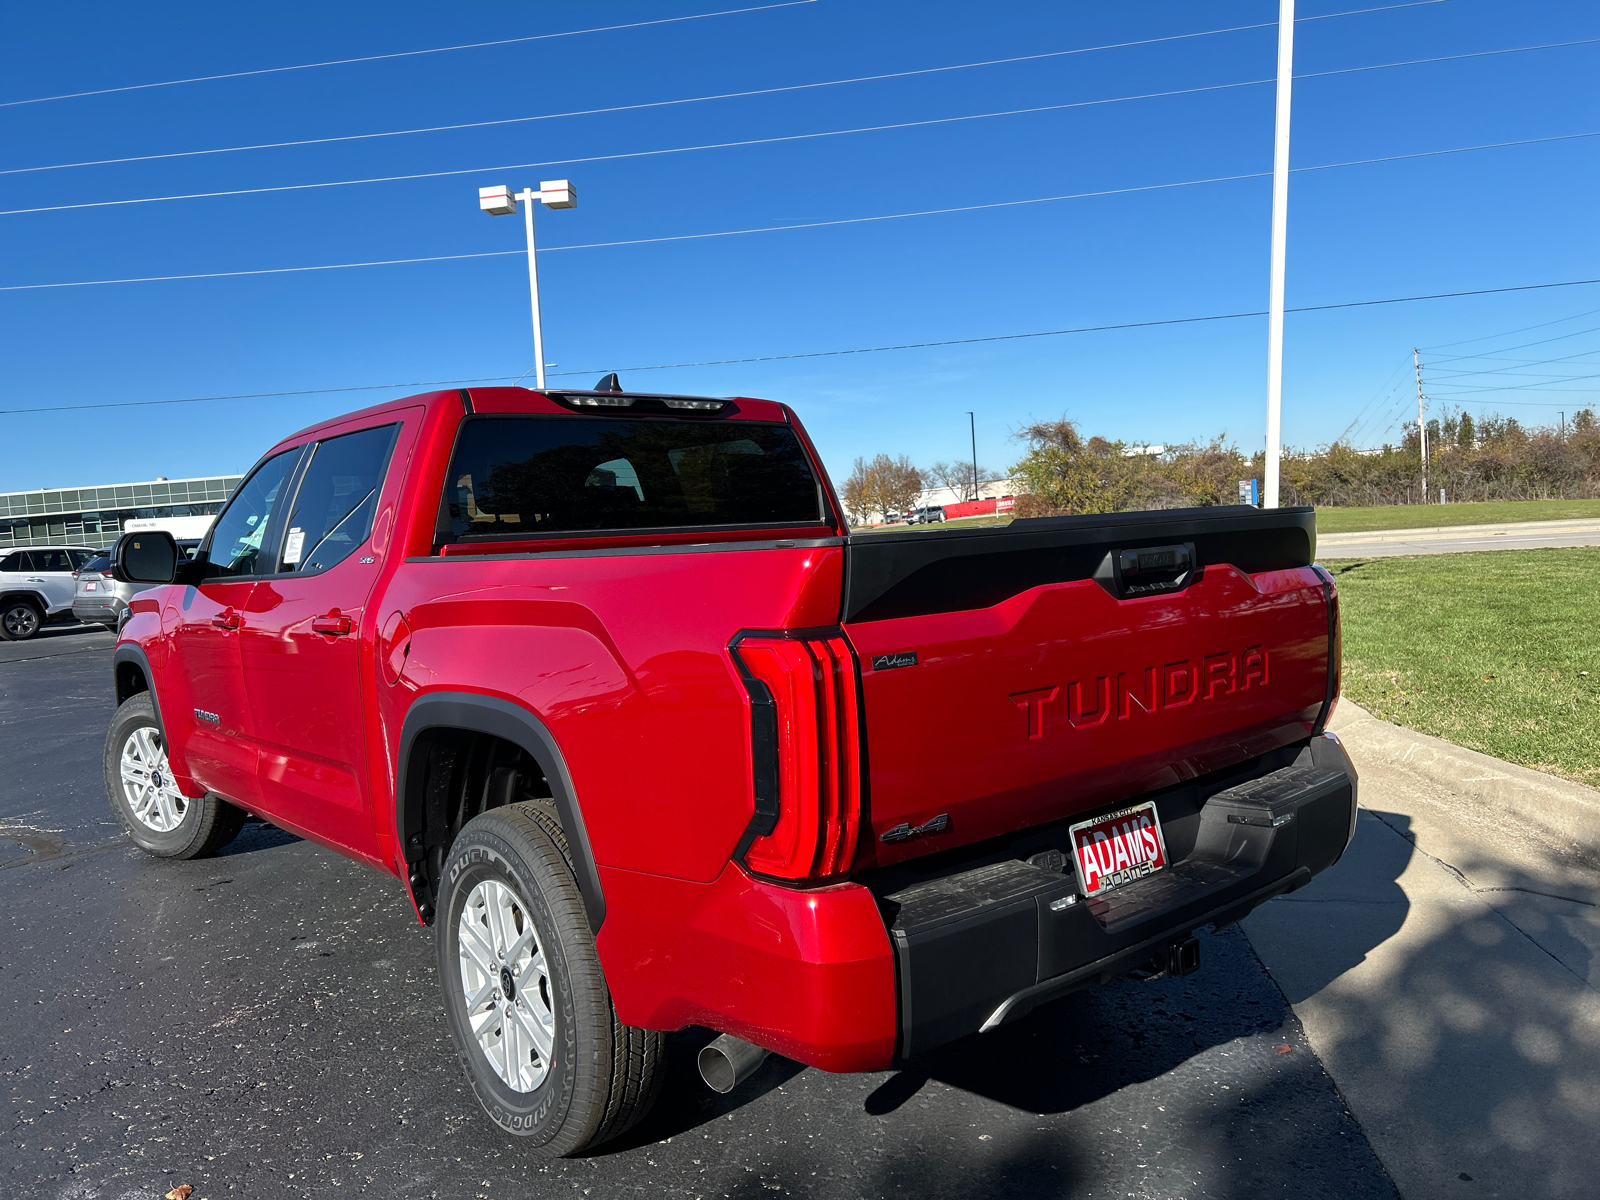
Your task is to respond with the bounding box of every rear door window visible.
[275,423,399,573]
[34,550,73,572]
[442,417,823,541]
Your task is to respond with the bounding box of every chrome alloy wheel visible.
[458,878,555,1092]
[119,725,188,832]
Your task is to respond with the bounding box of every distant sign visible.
[1238,479,1260,507]
[997,496,1015,514]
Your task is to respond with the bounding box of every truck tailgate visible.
[841,507,1331,867]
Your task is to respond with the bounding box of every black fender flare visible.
[112,643,167,742]
[397,691,606,932]
[0,589,49,612]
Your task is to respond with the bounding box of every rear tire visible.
[103,693,246,858]
[437,804,664,1155]
[0,598,44,641]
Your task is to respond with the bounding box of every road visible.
[1318,516,1600,559]
[1,626,1394,1198]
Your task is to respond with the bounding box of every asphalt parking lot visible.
[2,626,1397,1199]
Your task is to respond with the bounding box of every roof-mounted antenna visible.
[594,373,623,393]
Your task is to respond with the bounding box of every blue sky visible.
[2,0,1597,492]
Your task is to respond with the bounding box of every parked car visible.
[0,545,98,639]
[73,539,199,632]
[72,553,121,630]
[905,504,947,525]
[105,382,1353,1156]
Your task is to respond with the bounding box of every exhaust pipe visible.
[697,1034,770,1094]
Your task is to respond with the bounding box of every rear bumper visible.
[599,733,1355,1071]
[72,597,123,625]
[880,732,1357,1057]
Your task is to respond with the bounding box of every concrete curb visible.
[1318,516,1600,546]
[1329,698,1600,861]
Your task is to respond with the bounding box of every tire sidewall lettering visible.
[439,824,581,1146]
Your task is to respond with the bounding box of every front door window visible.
[207,450,299,577]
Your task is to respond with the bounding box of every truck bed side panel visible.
[374,542,844,885]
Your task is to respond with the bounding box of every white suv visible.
[0,545,97,640]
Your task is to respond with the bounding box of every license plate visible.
[1069,800,1169,898]
[84,582,97,591]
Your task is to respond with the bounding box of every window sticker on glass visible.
[283,527,305,565]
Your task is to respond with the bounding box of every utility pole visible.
[1413,347,1428,504]
[967,412,978,502]
[1263,0,1295,509]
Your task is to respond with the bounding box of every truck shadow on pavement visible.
[215,816,302,856]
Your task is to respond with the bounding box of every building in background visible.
[0,475,242,549]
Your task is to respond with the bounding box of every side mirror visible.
[113,530,179,585]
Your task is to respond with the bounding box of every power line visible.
[7,38,1596,220]
[7,128,1595,293]
[8,272,1600,416]
[1428,372,1600,393]
[1420,304,1600,349]
[0,2,816,109]
[1427,344,1600,377]
[0,1,1453,179]
[0,83,1272,218]
[1427,319,1600,361]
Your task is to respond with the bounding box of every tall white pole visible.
[518,187,547,391]
[1264,0,1295,509]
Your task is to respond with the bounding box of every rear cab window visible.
[440,416,825,544]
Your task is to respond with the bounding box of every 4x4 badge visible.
[880,813,949,843]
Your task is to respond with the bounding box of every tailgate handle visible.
[1094,542,1196,599]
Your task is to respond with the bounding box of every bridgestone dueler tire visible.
[437,804,665,1155]
[103,693,247,859]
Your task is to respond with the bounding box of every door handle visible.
[312,613,353,636]
[211,609,241,631]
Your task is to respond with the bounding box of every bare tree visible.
[841,454,923,523]
[925,459,1003,502]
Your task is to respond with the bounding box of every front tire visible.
[437,804,664,1155]
[0,598,44,641]
[103,693,245,858]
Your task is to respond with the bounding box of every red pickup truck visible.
[105,381,1355,1155]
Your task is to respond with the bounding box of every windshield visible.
[442,417,824,540]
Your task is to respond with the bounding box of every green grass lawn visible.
[1316,498,1600,534]
[1327,547,1600,787]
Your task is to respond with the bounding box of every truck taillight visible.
[730,633,863,881]
[1313,566,1342,730]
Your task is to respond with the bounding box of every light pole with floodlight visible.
[478,180,577,391]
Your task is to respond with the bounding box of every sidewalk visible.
[1317,517,1600,559]
[1242,703,1600,1200]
